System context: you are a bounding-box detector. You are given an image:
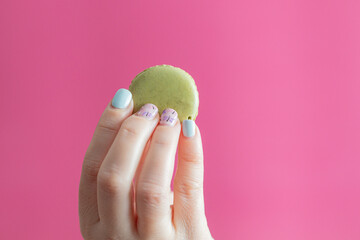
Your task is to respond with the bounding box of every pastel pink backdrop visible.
[1,0,360,239]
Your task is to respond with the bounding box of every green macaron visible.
[129,65,199,122]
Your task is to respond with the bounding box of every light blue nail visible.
[182,120,195,138]
[112,89,132,109]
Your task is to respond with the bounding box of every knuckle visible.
[118,120,141,139]
[151,127,175,147]
[97,118,120,135]
[97,171,128,195]
[175,177,203,198]
[82,158,101,179]
[137,183,168,208]
[180,150,203,164]
[152,134,172,148]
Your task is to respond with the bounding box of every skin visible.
[78,95,213,240]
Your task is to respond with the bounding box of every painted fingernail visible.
[182,120,195,138]
[112,89,132,109]
[136,103,158,120]
[160,108,178,126]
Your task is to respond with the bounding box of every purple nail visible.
[160,108,178,126]
[136,104,158,120]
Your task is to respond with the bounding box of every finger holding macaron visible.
[79,65,213,240]
[129,65,212,239]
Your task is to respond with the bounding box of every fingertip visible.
[111,88,132,109]
[134,103,160,122]
[178,122,203,165]
[182,120,196,138]
[181,121,202,142]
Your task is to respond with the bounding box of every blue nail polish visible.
[112,89,132,109]
[182,120,195,138]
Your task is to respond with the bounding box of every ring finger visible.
[136,108,180,238]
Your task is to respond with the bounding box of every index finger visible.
[79,89,133,228]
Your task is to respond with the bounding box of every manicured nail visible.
[112,89,132,109]
[160,108,178,126]
[136,103,158,120]
[182,120,195,137]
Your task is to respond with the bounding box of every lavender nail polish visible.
[160,108,178,126]
[136,103,158,120]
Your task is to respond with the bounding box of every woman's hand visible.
[79,89,213,240]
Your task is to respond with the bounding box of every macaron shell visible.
[129,65,199,122]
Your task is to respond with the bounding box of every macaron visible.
[129,65,199,122]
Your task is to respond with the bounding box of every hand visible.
[79,89,213,240]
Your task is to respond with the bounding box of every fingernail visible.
[160,108,178,126]
[182,120,195,137]
[112,89,132,109]
[136,103,158,120]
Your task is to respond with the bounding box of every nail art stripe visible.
[136,103,158,120]
[160,108,178,126]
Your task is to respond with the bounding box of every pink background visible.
[1,0,360,239]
